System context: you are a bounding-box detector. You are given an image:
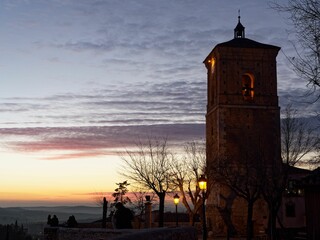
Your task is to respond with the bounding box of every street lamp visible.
[173,193,180,227]
[198,174,207,240]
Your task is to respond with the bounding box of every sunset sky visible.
[0,0,319,207]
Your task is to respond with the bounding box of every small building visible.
[300,167,320,240]
[278,166,310,233]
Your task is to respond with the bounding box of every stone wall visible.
[44,226,197,240]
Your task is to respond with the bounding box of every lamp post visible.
[173,193,180,227]
[102,197,108,228]
[198,174,207,240]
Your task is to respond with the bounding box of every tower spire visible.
[234,10,245,38]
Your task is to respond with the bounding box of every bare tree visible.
[211,136,267,240]
[281,104,319,167]
[93,192,109,207]
[260,104,319,239]
[272,0,320,99]
[254,104,320,240]
[120,138,174,227]
[308,147,320,167]
[214,155,264,240]
[171,141,208,225]
[130,190,156,229]
[261,161,286,240]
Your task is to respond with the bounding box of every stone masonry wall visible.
[44,226,198,240]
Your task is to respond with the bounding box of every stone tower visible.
[204,17,282,236]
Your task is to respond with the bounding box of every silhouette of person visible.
[51,215,59,227]
[47,215,52,225]
[67,215,77,228]
[113,202,133,229]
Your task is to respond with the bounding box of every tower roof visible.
[203,16,280,63]
[216,37,280,50]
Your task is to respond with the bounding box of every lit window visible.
[208,58,215,75]
[242,74,254,101]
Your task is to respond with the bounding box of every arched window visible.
[208,58,215,75]
[241,74,254,101]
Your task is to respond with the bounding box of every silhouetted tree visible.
[281,104,319,167]
[130,190,156,228]
[214,155,264,240]
[272,0,320,100]
[211,137,267,240]
[120,137,174,227]
[93,192,108,207]
[171,141,209,226]
[261,160,285,240]
[309,147,320,167]
[261,104,318,240]
[112,181,131,206]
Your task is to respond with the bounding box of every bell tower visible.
[204,17,282,235]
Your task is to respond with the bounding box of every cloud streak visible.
[0,80,206,127]
[0,124,205,159]
[1,0,318,162]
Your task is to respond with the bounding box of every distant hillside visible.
[0,206,102,225]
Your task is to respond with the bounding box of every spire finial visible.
[234,10,245,38]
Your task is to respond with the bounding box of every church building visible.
[204,17,282,237]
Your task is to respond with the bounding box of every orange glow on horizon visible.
[0,151,124,207]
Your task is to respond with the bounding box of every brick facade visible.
[204,20,282,237]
